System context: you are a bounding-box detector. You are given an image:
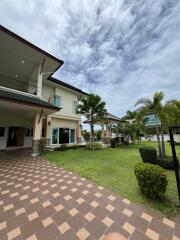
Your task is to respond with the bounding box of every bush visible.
[175,142,180,146]
[158,157,175,170]
[134,162,168,200]
[167,140,180,146]
[54,144,86,151]
[39,138,46,154]
[139,146,157,164]
[110,139,117,148]
[61,144,67,151]
[72,145,78,150]
[86,142,102,150]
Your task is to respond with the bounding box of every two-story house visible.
[0,25,88,155]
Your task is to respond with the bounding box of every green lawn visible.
[44,141,180,218]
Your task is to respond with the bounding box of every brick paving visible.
[0,149,180,240]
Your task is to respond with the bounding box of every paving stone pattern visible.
[0,149,180,240]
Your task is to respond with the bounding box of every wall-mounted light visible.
[48,120,51,126]
[21,58,25,64]
[15,74,18,78]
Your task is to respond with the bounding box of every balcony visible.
[0,74,38,96]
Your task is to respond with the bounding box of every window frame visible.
[51,128,76,145]
[54,95,61,107]
[72,100,77,113]
[24,128,33,137]
[51,128,59,145]
[69,128,76,143]
[0,127,5,137]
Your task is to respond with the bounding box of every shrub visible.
[167,140,180,146]
[39,138,46,154]
[86,142,102,150]
[54,144,86,151]
[110,139,117,148]
[158,157,175,170]
[72,145,78,150]
[175,142,180,146]
[134,162,168,200]
[139,146,157,164]
[61,144,67,151]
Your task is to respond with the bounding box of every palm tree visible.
[164,100,180,126]
[77,94,107,142]
[125,110,137,121]
[135,92,166,159]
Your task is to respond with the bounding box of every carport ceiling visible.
[0,26,63,84]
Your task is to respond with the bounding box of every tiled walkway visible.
[0,150,180,240]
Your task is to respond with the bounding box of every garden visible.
[44,141,180,219]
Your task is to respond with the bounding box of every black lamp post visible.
[169,125,180,207]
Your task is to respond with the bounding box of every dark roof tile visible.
[0,88,60,110]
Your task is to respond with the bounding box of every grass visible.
[44,141,180,218]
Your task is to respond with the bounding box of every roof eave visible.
[0,96,60,111]
[0,25,64,66]
[48,77,89,96]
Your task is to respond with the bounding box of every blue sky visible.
[0,0,180,118]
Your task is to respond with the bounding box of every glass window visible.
[0,127,5,137]
[72,101,77,113]
[70,129,75,143]
[54,96,61,107]
[25,128,33,137]
[52,128,58,144]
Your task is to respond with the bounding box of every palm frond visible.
[135,98,151,107]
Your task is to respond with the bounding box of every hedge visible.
[139,146,157,164]
[86,142,102,150]
[134,162,168,200]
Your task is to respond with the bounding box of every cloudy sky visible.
[0,0,180,117]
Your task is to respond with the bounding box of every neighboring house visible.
[0,25,88,155]
[83,113,124,143]
[101,113,125,143]
[144,114,161,128]
[121,107,161,127]
[122,109,180,142]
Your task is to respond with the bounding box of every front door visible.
[7,127,18,147]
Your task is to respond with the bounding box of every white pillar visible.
[33,111,43,140]
[37,65,42,98]
[32,111,43,156]
[46,116,51,146]
[76,120,82,143]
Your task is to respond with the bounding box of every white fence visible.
[141,134,180,142]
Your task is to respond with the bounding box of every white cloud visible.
[0,0,180,118]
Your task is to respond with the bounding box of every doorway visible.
[7,127,18,147]
[59,128,69,144]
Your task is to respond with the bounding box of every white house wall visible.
[42,83,55,103]
[54,87,79,118]
[42,84,81,119]
[0,127,8,150]
[24,137,33,148]
[51,118,77,129]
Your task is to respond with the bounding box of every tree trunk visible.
[160,123,166,158]
[155,114,162,159]
[90,122,94,142]
[101,124,105,143]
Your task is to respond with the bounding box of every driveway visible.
[0,149,180,240]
